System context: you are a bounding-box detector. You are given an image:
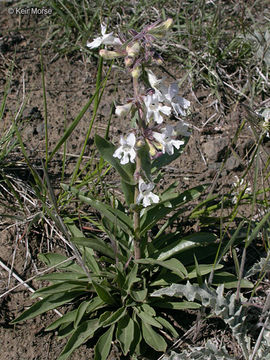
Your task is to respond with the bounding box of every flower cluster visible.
[88,20,191,207]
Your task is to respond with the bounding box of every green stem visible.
[132,71,142,260]
[133,156,141,260]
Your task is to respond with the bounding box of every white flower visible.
[115,102,133,117]
[161,82,190,116]
[87,23,122,49]
[174,119,191,137]
[136,179,159,207]
[153,125,185,155]
[143,93,171,124]
[232,175,252,204]
[113,133,136,165]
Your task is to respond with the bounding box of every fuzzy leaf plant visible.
[11,19,244,359]
[153,281,270,360]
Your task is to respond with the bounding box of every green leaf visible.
[153,301,201,310]
[57,319,100,360]
[141,322,167,352]
[46,309,77,331]
[212,272,253,289]
[31,281,88,299]
[156,316,178,338]
[37,272,88,282]
[136,258,187,279]
[121,179,135,205]
[246,210,270,247]
[137,143,152,181]
[38,253,84,273]
[57,322,75,339]
[92,281,116,305]
[123,263,139,293]
[116,315,134,355]
[86,296,105,314]
[130,289,148,302]
[194,254,203,286]
[135,309,162,329]
[74,300,91,328]
[62,184,133,235]
[130,314,142,354]
[154,232,217,261]
[71,236,115,259]
[95,135,135,184]
[187,264,223,279]
[11,291,83,324]
[100,307,126,327]
[94,324,115,360]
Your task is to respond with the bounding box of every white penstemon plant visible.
[12,20,205,360]
[91,18,192,260]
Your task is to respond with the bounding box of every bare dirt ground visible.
[0,3,268,360]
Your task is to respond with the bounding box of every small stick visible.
[0,257,79,318]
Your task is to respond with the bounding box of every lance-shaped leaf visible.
[100,307,126,327]
[38,253,84,273]
[61,184,133,236]
[92,281,116,305]
[153,232,217,261]
[71,236,115,259]
[141,322,167,352]
[57,319,100,360]
[137,143,152,182]
[116,315,134,355]
[11,291,83,324]
[136,258,187,279]
[94,324,115,360]
[31,281,88,299]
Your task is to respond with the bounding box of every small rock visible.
[225,156,241,171]
[202,137,228,162]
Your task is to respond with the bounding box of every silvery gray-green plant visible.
[11,19,247,360]
[152,281,270,360]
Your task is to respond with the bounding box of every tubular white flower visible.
[87,23,122,49]
[161,83,190,116]
[136,179,159,207]
[113,133,136,165]
[143,93,171,124]
[153,125,184,155]
[174,119,191,137]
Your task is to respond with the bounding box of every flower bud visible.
[148,18,173,38]
[146,139,157,157]
[131,66,141,79]
[99,49,125,59]
[126,42,140,57]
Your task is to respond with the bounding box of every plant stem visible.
[133,155,141,259]
[132,69,143,260]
